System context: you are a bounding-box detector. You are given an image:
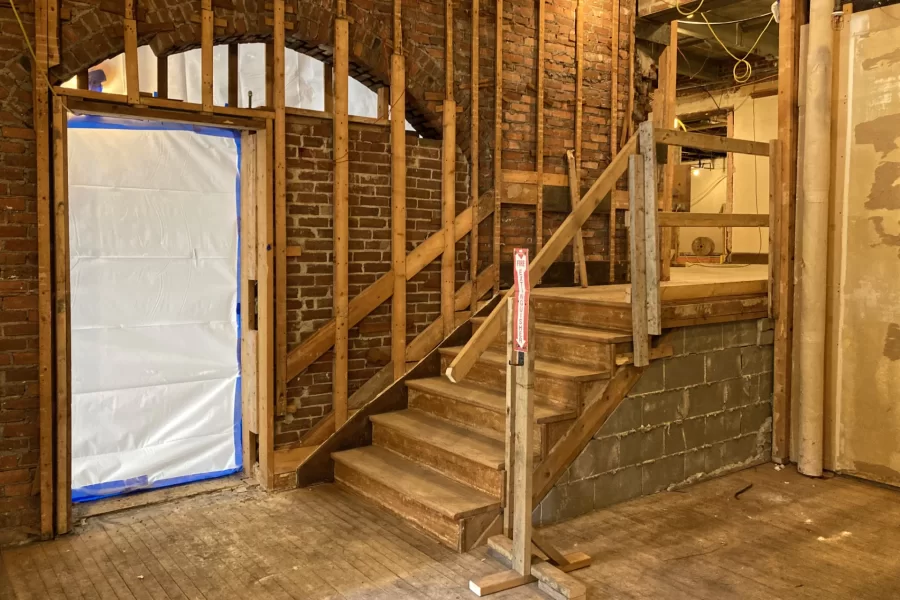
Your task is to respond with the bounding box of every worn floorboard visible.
[4,466,900,599]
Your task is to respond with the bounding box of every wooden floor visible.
[3,465,900,599]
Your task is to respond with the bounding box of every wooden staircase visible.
[330,302,634,552]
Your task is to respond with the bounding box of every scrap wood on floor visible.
[3,465,900,599]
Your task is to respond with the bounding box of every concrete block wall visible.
[536,318,775,526]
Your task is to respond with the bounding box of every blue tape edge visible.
[70,114,244,503]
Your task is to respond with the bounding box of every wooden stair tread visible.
[370,409,506,470]
[440,346,609,382]
[331,446,500,520]
[406,377,574,424]
[473,316,631,343]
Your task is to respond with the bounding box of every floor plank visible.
[4,465,900,599]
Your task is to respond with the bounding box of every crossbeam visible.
[654,128,770,156]
[656,212,770,227]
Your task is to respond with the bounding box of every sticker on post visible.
[513,248,530,353]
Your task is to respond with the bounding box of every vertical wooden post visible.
[391,0,407,380]
[503,297,517,537]
[442,0,457,336]
[620,5,635,143]
[639,121,660,335]
[574,0,583,167]
[535,0,545,252]
[124,0,139,105]
[628,155,649,367]
[324,65,334,113]
[257,123,275,489]
[768,139,780,319]
[774,0,799,463]
[265,42,274,107]
[657,24,678,281]
[492,0,503,295]
[157,56,168,98]
[511,302,535,576]
[274,0,288,417]
[76,71,89,90]
[469,0,480,313]
[608,0,620,283]
[241,131,259,474]
[52,96,71,536]
[35,0,54,540]
[228,43,239,107]
[377,87,390,120]
[566,150,588,288]
[201,0,214,111]
[334,0,350,427]
[725,110,735,257]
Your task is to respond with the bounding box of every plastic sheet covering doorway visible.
[67,116,242,502]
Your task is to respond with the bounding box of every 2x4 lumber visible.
[503,298,516,537]
[493,0,503,294]
[442,0,456,337]
[628,155,650,368]
[257,123,275,489]
[240,132,259,472]
[725,111,735,255]
[638,122,661,335]
[228,43,239,107]
[469,0,480,314]
[565,151,588,287]
[285,203,491,380]
[655,213,770,228]
[535,0,545,251]
[76,70,89,90]
[48,0,59,66]
[64,97,266,131]
[201,0,213,111]
[377,87,390,120]
[654,128,771,157]
[511,303,536,575]
[621,6,635,142]
[574,0,583,167]
[273,0,288,417]
[774,0,799,463]
[768,139,780,318]
[502,170,567,186]
[334,1,350,427]
[659,24,677,282]
[391,0,407,380]
[445,134,638,384]
[324,65,334,113]
[157,56,168,98]
[124,0,139,105]
[608,0,620,282]
[35,0,53,539]
[52,95,71,535]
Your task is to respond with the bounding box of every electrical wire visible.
[701,13,776,83]
[8,0,59,98]
[677,13,773,25]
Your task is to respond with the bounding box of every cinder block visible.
[724,408,742,438]
[682,323,724,354]
[664,421,686,454]
[642,454,686,494]
[629,360,664,396]
[684,448,707,478]
[537,477,595,526]
[598,395,642,437]
[757,328,775,346]
[704,413,727,444]
[758,372,774,401]
[667,328,686,357]
[741,402,772,435]
[618,431,644,468]
[682,416,707,450]
[642,389,688,427]
[594,465,643,510]
[723,320,758,348]
[723,434,760,465]
[706,442,727,473]
[740,345,774,376]
[664,353,705,390]
[569,436,619,481]
[641,427,665,463]
[722,376,757,409]
[687,382,726,417]
[705,347,742,382]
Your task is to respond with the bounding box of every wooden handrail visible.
[286,197,493,381]
[444,133,639,384]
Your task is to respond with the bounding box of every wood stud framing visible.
[201,0,213,112]
[469,0,480,313]
[493,0,503,295]
[257,123,275,489]
[391,0,407,380]
[228,43,239,108]
[442,0,457,336]
[535,0,545,251]
[273,0,288,418]
[334,0,350,428]
[608,0,619,282]
[124,0,139,104]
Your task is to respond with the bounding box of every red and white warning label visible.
[513,248,530,353]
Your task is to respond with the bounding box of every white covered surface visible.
[68,118,241,501]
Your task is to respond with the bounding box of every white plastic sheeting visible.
[67,116,241,502]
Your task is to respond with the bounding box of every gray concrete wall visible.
[535,318,775,526]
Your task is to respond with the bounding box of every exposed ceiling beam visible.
[637,0,735,22]
[678,20,779,58]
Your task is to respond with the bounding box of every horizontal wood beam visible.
[502,170,568,187]
[655,128,770,156]
[656,212,769,228]
[638,0,733,21]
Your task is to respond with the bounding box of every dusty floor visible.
[2,465,899,599]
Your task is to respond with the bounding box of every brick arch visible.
[50,0,460,139]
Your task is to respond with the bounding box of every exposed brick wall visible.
[536,318,775,526]
[280,116,468,446]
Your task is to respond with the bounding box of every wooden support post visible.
[265,42,274,108]
[391,0,407,381]
[469,0,480,313]
[621,5,635,143]
[774,0,799,463]
[124,0,139,105]
[324,64,334,113]
[201,0,214,111]
[52,95,71,536]
[608,0,620,282]
[503,297,517,537]
[629,155,649,367]
[48,0,59,67]
[639,121,660,335]
[76,70,89,90]
[511,303,535,577]
[157,56,168,99]
[334,0,350,428]
[274,0,287,417]
[442,0,456,336]
[35,0,54,540]
[725,110,735,257]
[574,0,583,167]
[240,131,259,473]
[657,24,677,281]
[257,123,275,489]
[377,86,390,120]
[768,139,780,318]
[492,0,503,294]
[535,0,545,252]
[228,43,239,107]
[565,150,588,287]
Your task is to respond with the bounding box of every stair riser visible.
[334,462,461,550]
[372,424,503,497]
[440,354,582,411]
[532,297,631,330]
[408,388,544,451]
[474,320,616,371]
